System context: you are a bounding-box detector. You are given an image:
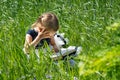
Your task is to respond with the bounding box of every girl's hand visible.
[37,28,51,39]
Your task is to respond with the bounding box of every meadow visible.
[0,0,120,80]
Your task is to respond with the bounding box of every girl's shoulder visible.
[26,29,38,40]
[27,29,37,34]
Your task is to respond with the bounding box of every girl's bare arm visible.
[50,36,59,53]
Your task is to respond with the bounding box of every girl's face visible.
[36,23,46,31]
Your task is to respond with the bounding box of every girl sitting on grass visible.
[23,12,82,62]
[23,12,59,55]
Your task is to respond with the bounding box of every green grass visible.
[0,0,120,80]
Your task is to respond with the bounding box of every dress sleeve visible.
[26,29,38,40]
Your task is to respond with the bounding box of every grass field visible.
[0,0,120,80]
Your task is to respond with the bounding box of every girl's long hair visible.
[31,12,59,31]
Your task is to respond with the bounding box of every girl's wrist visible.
[37,32,42,38]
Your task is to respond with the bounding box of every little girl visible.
[23,12,59,54]
[23,12,82,62]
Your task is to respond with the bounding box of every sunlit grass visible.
[79,45,120,79]
[0,0,120,80]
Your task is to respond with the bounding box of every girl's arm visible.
[23,29,51,54]
[26,28,50,47]
[23,34,32,54]
[50,36,59,53]
[26,33,43,47]
[23,33,45,54]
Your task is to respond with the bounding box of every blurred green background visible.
[0,0,120,80]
